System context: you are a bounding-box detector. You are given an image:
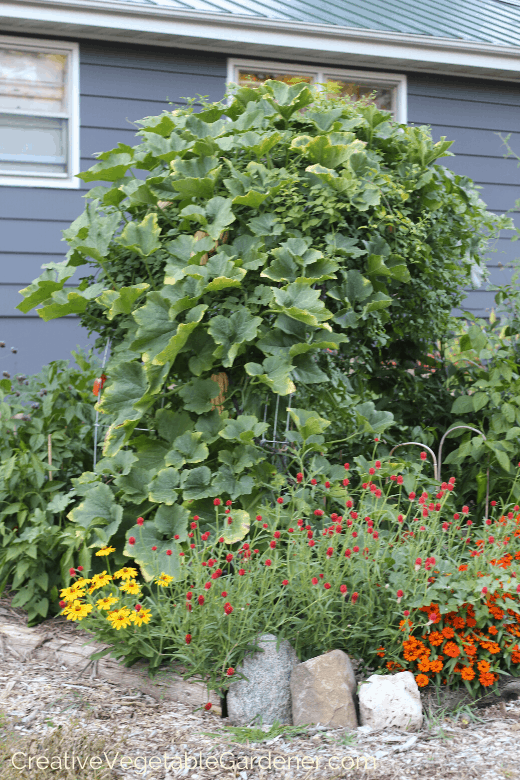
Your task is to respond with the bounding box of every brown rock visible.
[290,649,358,728]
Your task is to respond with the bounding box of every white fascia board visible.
[3,0,520,79]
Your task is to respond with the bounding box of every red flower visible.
[282,579,289,586]
[374,489,382,499]
[345,549,351,558]
[397,589,404,598]
[397,476,404,485]
[352,531,358,538]
[404,610,410,616]
[226,668,234,676]
[491,500,497,507]
[340,584,347,594]
[224,603,233,614]
[269,540,276,549]
[326,547,333,557]
[442,522,449,531]
[312,577,318,585]
[211,568,222,579]
[185,634,192,644]
[193,515,199,521]
[369,467,375,475]
[462,505,469,515]
[409,492,416,500]
[190,544,195,549]
[373,531,379,540]
[481,587,488,595]
[353,546,360,553]
[198,595,205,605]
[128,537,135,545]
[151,545,157,551]
[166,549,172,556]
[186,591,193,600]
[59,600,66,608]
[311,479,317,485]
[288,528,294,533]
[213,498,221,506]
[415,557,422,565]
[324,582,331,590]
[204,702,212,711]
[69,568,76,576]
[375,460,381,469]
[344,463,350,470]
[346,500,353,509]
[276,497,284,504]
[420,452,427,460]
[137,517,144,526]
[352,592,359,604]
[296,472,303,483]
[274,530,281,539]
[256,515,262,521]
[488,536,495,544]
[397,514,404,523]
[263,523,268,529]
[226,553,233,562]
[225,500,232,506]
[201,531,210,541]
[265,559,272,566]
[135,604,141,612]
[314,509,324,517]
[219,537,224,543]
[204,583,211,590]
[453,513,460,520]
[174,534,180,540]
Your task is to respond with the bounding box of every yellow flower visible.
[131,607,152,627]
[62,601,93,621]
[60,585,85,601]
[96,546,116,557]
[89,571,113,592]
[96,596,119,611]
[120,580,141,595]
[107,607,132,630]
[114,567,138,581]
[156,573,174,587]
[74,577,91,588]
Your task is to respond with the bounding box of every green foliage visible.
[0,354,100,623]
[15,83,507,556]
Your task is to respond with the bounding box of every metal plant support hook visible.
[437,425,488,519]
[389,442,439,481]
[93,339,111,469]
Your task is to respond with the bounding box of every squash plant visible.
[17,82,506,581]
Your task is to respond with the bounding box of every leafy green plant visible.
[0,352,103,623]
[15,82,508,571]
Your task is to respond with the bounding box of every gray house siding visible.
[407,74,520,316]
[0,37,519,375]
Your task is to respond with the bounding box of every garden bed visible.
[1,600,520,780]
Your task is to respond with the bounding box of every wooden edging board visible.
[0,620,221,713]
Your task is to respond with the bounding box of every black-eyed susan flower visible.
[96,546,116,557]
[120,580,141,595]
[131,607,151,626]
[156,573,174,587]
[62,600,93,621]
[96,595,118,611]
[114,566,138,581]
[107,607,132,630]
[89,571,113,592]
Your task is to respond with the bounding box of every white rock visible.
[358,672,422,731]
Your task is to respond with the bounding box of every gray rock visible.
[227,634,299,726]
[290,649,358,728]
[359,672,422,730]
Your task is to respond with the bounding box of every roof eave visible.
[3,0,520,81]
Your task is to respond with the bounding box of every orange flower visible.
[461,666,475,681]
[466,618,477,627]
[479,640,500,654]
[453,616,465,629]
[442,626,455,639]
[458,565,468,572]
[415,674,429,687]
[477,660,491,673]
[464,644,477,657]
[429,659,443,674]
[444,641,461,658]
[376,646,386,657]
[417,658,431,673]
[488,626,498,635]
[428,631,444,647]
[479,672,497,687]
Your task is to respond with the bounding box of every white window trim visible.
[227,58,407,124]
[0,34,80,189]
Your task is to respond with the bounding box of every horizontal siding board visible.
[473,184,520,212]
[79,42,227,77]
[407,75,520,107]
[81,127,140,159]
[80,63,226,103]
[408,94,520,132]
[0,255,65,285]
[80,95,187,131]
[0,189,84,222]
[440,155,520,186]
[0,220,69,255]
[0,316,93,376]
[427,125,520,159]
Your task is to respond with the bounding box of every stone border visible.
[0,620,221,713]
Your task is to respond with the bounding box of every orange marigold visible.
[429,659,444,674]
[458,565,468,572]
[442,626,455,639]
[477,659,491,673]
[488,626,498,636]
[466,618,477,627]
[376,646,386,657]
[415,674,429,687]
[417,658,431,673]
[479,640,500,654]
[453,616,465,629]
[444,641,461,658]
[464,643,477,657]
[461,666,475,681]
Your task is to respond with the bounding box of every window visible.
[0,35,79,188]
[228,59,407,124]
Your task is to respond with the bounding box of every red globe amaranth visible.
[226,553,233,562]
[135,604,142,612]
[420,452,427,460]
[265,559,272,566]
[151,545,157,551]
[282,579,289,586]
[224,603,233,614]
[198,595,205,605]
[276,497,284,504]
[340,584,347,594]
[213,498,221,506]
[238,569,245,576]
[296,472,303,483]
[77,566,83,571]
[204,703,212,711]
[166,549,172,556]
[128,537,136,546]
[136,517,144,526]
[324,582,331,590]
[185,634,192,644]
[226,668,235,676]
[69,568,76,576]
[352,592,359,604]
[59,600,66,608]
[312,577,318,585]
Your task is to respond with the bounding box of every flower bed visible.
[58,453,520,698]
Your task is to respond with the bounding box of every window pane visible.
[325,79,393,112]
[237,69,314,87]
[0,114,67,175]
[0,48,67,113]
